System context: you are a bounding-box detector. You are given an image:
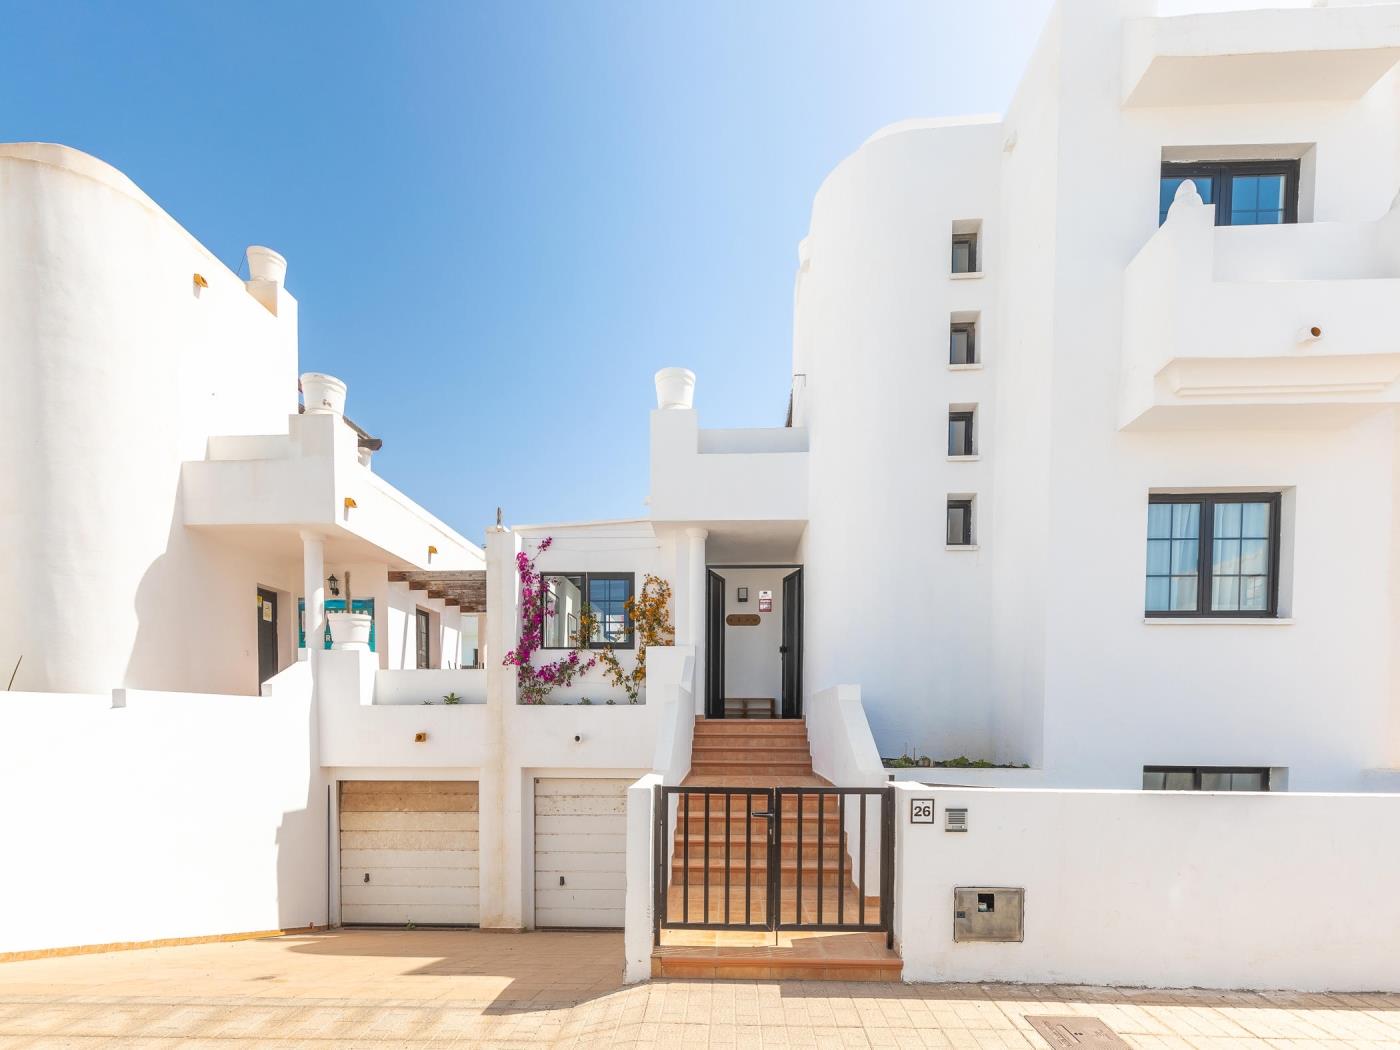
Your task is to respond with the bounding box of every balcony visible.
[1120,190,1400,430]
[1123,4,1400,108]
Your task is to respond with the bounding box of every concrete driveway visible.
[2,929,1399,1048]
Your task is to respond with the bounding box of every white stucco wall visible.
[893,784,1400,991]
[717,567,786,705]
[0,666,325,956]
[0,143,301,696]
[787,0,1400,787]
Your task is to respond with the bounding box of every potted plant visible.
[327,571,373,651]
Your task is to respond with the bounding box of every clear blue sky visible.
[2,1,1052,545]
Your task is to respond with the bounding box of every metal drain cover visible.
[1027,1017,1130,1050]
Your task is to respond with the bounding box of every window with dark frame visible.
[415,608,431,669]
[1142,766,1271,792]
[1144,493,1280,617]
[946,499,973,546]
[541,571,635,649]
[950,321,977,365]
[951,233,978,274]
[1159,160,1300,226]
[948,411,975,457]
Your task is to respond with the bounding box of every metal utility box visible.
[953,886,1024,942]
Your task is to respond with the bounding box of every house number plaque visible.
[726,614,761,627]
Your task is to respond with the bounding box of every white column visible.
[685,527,708,712]
[300,530,325,670]
[480,526,523,929]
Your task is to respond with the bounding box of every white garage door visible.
[534,778,630,928]
[339,780,479,926]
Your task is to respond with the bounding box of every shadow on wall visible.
[126,482,299,696]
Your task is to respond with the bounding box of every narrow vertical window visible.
[950,321,976,365]
[951,233,978,274]
[948,410,974,457]
[946,499,974,546]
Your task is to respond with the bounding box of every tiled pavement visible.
[1,929,1399,1049]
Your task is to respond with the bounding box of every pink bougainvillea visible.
[502,537,596,704]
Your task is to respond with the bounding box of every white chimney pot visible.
[654,367,696,410]
[246,245,288,285]
[301,372,347,416]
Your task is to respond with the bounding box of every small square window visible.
[950,322,977,365]
[951,233,978,274]
[946,499,974,546]
[948,410,974,457]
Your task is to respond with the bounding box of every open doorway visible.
[705,565,803,719]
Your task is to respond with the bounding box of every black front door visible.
[780,568,803,719]
[256,588,278,689]
[705,569,726,719]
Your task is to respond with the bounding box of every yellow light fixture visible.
[427,545,439,555]
[343,497,358,510]
[192,273,208,289]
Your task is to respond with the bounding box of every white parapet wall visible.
[0,663,325,956]
[893,783,1400,992]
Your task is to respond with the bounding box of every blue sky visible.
[2,1,1052,544]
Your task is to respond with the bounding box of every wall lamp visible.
[343,497,357,510]
[327,574,340,597]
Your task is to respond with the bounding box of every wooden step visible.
[651,933,901,982]
[690,763,814,777]
[693,719,807,733]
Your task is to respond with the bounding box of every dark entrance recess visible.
[705,565,804,720]
[256,588,278,690]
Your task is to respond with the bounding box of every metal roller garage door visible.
[339,780,479,926]
[533,778,630,928]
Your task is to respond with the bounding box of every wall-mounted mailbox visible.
[953,886,1024,942]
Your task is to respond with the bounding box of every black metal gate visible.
[654,785,893,946]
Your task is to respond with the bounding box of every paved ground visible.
[1,929,1398,1049]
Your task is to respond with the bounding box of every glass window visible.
[1230,174,1285,226]
[1159,175,1214,223]
[588,575,634,645]
[542,573,584,648]
[1145,766,1271,791]
[542,573,635,648]
[951,233,978,274]
[946,499,973,546]
[1159,161,1297,227]
[950,322,976,365]
[1145,501,1200,613]
[1145,494,1279,616]
[948,411,974,457]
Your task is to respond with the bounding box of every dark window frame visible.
[415,607,432,669]
[951,232,979,274]
[946,499,974,546]
[1143,765,1272,792]
[540,570,636,650]
[1145,492,1282,618]
[1160,160,1300,226]
[950,321,977,365]
[948,411,975,457]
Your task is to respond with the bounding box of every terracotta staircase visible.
[651,717,901,982]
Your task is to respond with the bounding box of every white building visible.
[3,0,1400,993]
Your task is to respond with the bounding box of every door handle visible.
[751,810,773,820]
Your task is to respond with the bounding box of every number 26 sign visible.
[910,798,935,824]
